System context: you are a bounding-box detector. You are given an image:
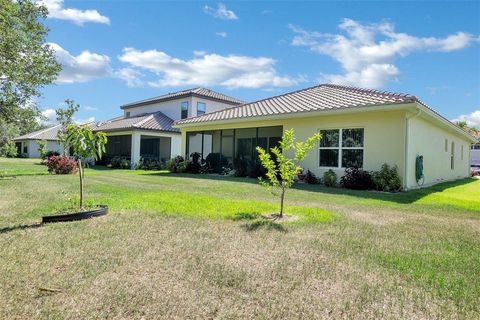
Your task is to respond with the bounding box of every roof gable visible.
[14,124,62,141]
[121,87,244,109]
[93,111,179,133]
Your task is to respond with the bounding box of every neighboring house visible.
[471,132,480,166]
[13,124,64,158]
[174,84,477,190]
[92,87,244,165]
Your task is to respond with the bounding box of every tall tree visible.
[0,0,61,137]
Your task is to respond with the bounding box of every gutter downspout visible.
[404,106,422,191]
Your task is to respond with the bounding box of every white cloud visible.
[39,0,110,25]
[118,48,301,89]
[204,3,238,20]
[39,108,57,125]
[49,43,111,83]
[74,116,95,125]
[84,106,98,111]
[114,68,143,87]
[452,110,480,128]
[290,19,479,88]
[216,32,228,38]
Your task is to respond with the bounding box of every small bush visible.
[166,156,185,173]
[323,169,337,187]
[137,158,163,170]
[372,163,402,192]
[46,156,78,174]
[340,167,374,190]
[187,152,202,173]
[109,156,131,169]
[305,169,319,184]
[43,150,60,160]
[248,161,266,179]
[205,153,228,173]
[0,142,17,158]
[234,158,248,177]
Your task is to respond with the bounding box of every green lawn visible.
[1,158,479,318]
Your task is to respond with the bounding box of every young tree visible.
[65,124,107,210]
[37,139,48,159]
[256,129,321,218]
[56,99,80,155]
[0,0,61,141]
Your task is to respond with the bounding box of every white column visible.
[131,132,141,169]
[170,135,182,158]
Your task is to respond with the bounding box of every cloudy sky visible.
[38,0,480,127]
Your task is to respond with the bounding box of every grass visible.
[0,158,479,318]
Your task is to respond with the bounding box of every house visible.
[174,84,477,190]
[92,87,244,166]
[13,124,64,158]
[471,132,480,166]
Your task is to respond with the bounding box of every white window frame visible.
[197,102,206,116]
[318,127,365,169]
[181,101,189,119]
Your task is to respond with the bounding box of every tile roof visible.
[121,87,244,109]
[14,124,63,141]
[175,84,418,125]
[93,111,179,133]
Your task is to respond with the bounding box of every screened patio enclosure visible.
[186,126,283,171]
[102,134,172,164]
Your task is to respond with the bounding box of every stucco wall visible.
[20,140,63,158]
[180,110,407,183]
[406,115,471,188]
[125,97,235,120]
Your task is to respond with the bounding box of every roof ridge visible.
[133,113,155,128]
[323,84,417,100]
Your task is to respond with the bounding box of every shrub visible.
[44,150,60,159]
[340,167,374,190]
[305,169,319,184]
[234,157,248,177]
[166,156,185,173]
[177,160,190,173]
[137,158,163,170]
[45,156,78,174]
[205,153,227,173]
[323,169,337,187]
[109,156,130,169]
[248,161,267,179]
[0,141,17,158]
[187,152,202,173]
[372,163,402,192]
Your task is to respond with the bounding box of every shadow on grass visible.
[140,171,259,184]
[0,222,42,234]
[233,212,287,232]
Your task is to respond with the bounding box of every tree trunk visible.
[279,184,285,218]
[78,158,84,210]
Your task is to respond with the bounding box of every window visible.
[451,141,455,170]
[461,145,464,160]
[197,102,206,116]
[181,101,189,119]
[125,112,130,118]
[445,139,448,152]
[319,128,364,168]
[23,144,28,154]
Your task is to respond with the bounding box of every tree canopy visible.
[0,0,61,137]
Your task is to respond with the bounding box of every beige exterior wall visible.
[125,97,235,120]
[180,110,407,183]
[406,114,471,188]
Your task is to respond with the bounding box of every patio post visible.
[131,132,141,168]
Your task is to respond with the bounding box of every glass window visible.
[181,101,189,119]
[197,102,206,116]
[319,128,364,168]
[23,145,28,154]
[125,112,130,118]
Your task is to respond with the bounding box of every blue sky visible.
[39,0,480,126]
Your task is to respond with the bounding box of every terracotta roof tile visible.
[175,84,417,125]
